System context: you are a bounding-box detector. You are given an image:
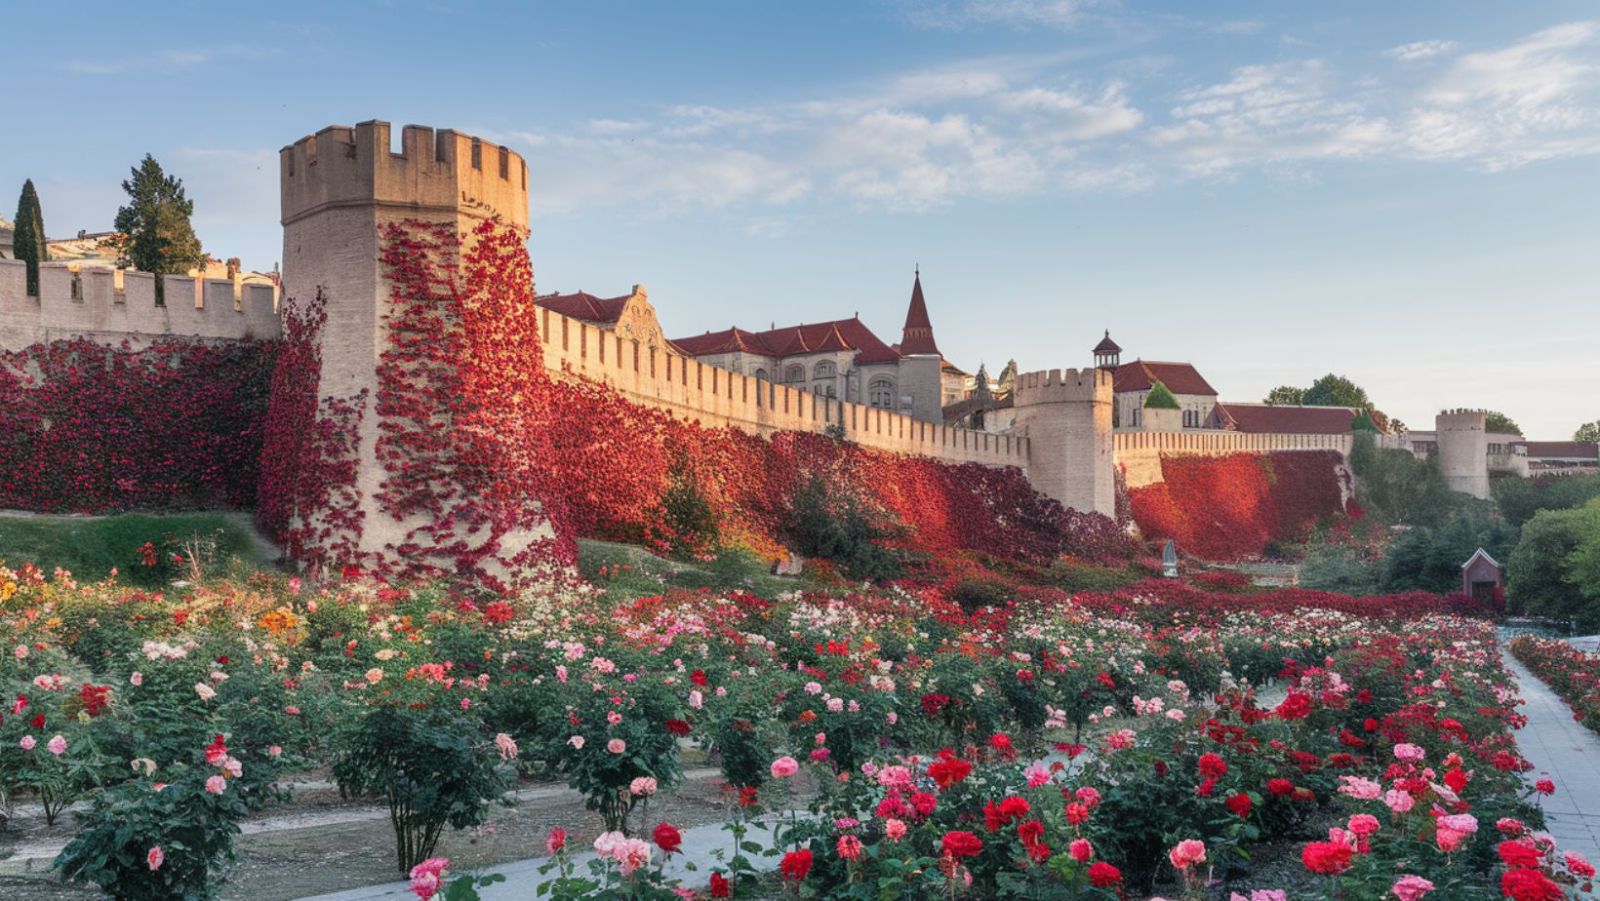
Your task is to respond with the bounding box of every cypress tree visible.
[13,179,48,296]
[114,155,205,304]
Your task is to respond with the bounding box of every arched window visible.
[785,364,805,384]
[813,360,836,380]
[869,377,896,409]
[753,367,768,381]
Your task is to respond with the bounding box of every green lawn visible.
[576,538,801,599]
[0,512,272,585]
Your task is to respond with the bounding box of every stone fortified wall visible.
[0,259,279,352]
[537,305,1028,468]
[1436,408,1491,499]
[1011,368,1116,516]
[1115,430,1355,489]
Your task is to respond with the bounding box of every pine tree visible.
[114,155,204,302]
[12,179,48,296]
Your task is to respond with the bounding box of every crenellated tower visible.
[1436,408,1490,499]
[1011,367,1115,515]
[278,120,538,571]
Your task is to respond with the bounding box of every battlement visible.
[0,259,280,352]
[1013,367,1112,404]
[280,120,528,230]
[1437,409,1488,429]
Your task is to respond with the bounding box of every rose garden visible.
[3,219,1600,901]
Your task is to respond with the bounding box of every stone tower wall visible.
[1436,408,1491,499]
[1011,367,1115,515]
[897,354,945,424]
[278,120,537,565]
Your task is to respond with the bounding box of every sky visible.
[5,0,1598,438]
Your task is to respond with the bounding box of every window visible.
[753,367,768,381]
[1132,407,1142,428]
[785,364,806,384]
[869,377,896,409]
[813,360,836,381]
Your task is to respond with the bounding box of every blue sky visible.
[6,0,1599,437]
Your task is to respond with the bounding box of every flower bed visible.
[1127,450,1348,559]
[1,561,1584,899]
[1509,635,1600,736]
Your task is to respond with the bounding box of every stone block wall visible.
[1011,368,1116,515]
[1114,430,1355,489]
[0,259,279,352]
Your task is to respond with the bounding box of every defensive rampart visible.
[0,259,279,352]
[1115,429,1354,488]
[537,305,1030,469]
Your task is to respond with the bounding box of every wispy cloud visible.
[65,46,274,76]
[1386,39,1458,62]
[502,20,1600,215]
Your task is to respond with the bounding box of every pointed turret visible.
[899,268,940,356]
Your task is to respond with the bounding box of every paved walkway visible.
[1503,639,1600,863]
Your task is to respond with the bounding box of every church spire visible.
[900,268,940,356]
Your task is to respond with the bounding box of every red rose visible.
[1534,779,1555,795]
[691,669,708,687]
[1496,840,1542,869]
[1267,778,1294,797]
[1301,840,1353,875]
[1088,861,1122,887]
[1197,752,1227,778]
[989,733,1016,760]
[927,754,972,790]
[941,830,983,860]
[1501,866,1564,901]
[921,693,951,716]
[652,822,682,854]
[911,790,938,818]
[664,719,691,736]
[779,849,813,881]
[1226,792,1252,817]
[709,872,731,898]
[1274,691,1313,720]
[1017,820,1045,847]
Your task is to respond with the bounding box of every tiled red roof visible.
[1092,330,1121,354]
[899,274,940,356]
[1516,441,1600,460]
[672,316,902,364]
[535,290,630,324]
[1214,402,1357,434]
[1112,360,1217,397]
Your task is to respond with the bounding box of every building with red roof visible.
[1094,332,1221,431]
[670,271,961,423]
[1211,402,1361,435]
[534,284,671,350]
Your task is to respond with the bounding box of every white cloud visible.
[1386,40,1458,62]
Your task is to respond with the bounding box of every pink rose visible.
[1391,874,1435,900]
[1384,789,1415,814]
[1393,743,1425,763]
[20,735,37,750]
[47,734,67,756]
[607,738,626,754]
[205,775,227,795]
[130,671,143,686]
[1169,838,1206,869]
[884,818,907,841]
[147,846,164,871]
[770,755,799,778]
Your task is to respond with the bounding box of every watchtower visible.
[278,120,534,565]
[1011,367,1116,516]
[1436,408,1490,499]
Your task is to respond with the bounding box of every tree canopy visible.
[1576,421,1600,443]
[1263,385,1305,405]
[12,179,48,295]
[113,155,204,276]
[1302,373,1370,408]
[1483,411,1522,435]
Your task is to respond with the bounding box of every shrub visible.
[785,476,907,582]
[1143,380,1180,410]
[1507,500,1600,629]
[331,706,514,873]
[948,578,1013,614]
[1298,544,1380,595]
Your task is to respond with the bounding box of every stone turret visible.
[1436,408,1490,499]
[1011,367,1115,515]
[278,120,539,567]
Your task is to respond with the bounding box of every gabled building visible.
[1092,333,1219,430]
[670,272,962,423]
[1211,402,1363,434]
[534,284,670,349]
[1516,441,1600,477]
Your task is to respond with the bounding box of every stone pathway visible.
[1502,641,1600,863]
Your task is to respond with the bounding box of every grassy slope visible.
[0,512,271,583]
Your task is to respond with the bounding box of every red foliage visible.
[0,337,274,512]
[1127,451,1346,559]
